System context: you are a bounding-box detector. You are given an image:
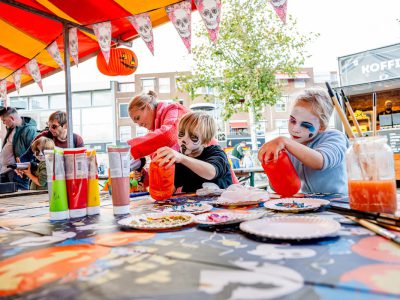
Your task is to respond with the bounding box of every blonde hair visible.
[178,112,217,144]
[292,87,334,129]
[128,90,158,113]
[31,137,55,153]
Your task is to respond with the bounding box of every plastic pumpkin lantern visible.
[97,48,138,76]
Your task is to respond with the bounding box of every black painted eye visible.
[190,135,199,143]
[178,131,185,137]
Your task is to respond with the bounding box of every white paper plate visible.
[195,211,265,225]
[264,198,330,212]
[118,212,195,230]
[152,203,213,214]
[213,198,267,206]
[240,216,341,240]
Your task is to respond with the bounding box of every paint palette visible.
[153,203,213,214]
[194,211,265,225]
[264,198,330,212]
[118,212,195,230]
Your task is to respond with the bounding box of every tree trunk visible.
[247,95,258,151]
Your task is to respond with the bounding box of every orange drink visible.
[348,179,397,214]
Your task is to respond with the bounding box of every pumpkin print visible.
[97,48,138,76]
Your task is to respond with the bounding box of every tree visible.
[177,0,317,149]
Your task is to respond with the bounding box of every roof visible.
[0,0,196,92]
[275,72,311,80]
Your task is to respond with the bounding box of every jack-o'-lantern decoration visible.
[97,48,138,76]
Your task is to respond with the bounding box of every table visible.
[233,167,265,187]
[0,192,399,299]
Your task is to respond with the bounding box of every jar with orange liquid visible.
[149,161,175,201]
[346,136,397,214]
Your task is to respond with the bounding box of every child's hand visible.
[258,137,287,164]
[153,147,184,168]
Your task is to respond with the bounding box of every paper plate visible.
[152,203,213,214]
[195,211,265,225]
[240,216,341,240]
[118,212,195,230]
[213,198,267,206]
[264,198,330,212]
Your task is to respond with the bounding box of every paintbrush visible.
[347,216,400,245]
[372,92,377,136]
[340,89,362,137]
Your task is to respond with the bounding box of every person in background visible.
[258,87,349,194]
[242,151,254,168]
[19,110,84,162]
[154,112,232,192]
[379,100,395,116]
[231,141,246,165]
[0,107,38,190]
[20,137,54,190]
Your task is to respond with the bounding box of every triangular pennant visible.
[93,21,112,64]
[46,41,64,70]
[12,69,21,94]
[0,80,7,104]
[69,27,79,66]
[166,0,192,53]
[195,0,222,44]
[25,58,43,91]
[269,0,288,24]
[127,13,154,56]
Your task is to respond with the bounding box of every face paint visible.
[178,129,204,157]
[288,106,321,144]
[34,151,46,162]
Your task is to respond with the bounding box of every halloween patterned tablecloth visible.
[0,193,399,299]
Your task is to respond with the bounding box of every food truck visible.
[337,43,400,179]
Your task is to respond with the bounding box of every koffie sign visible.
[338,43,400,86]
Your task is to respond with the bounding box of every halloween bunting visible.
[166,0,192,53]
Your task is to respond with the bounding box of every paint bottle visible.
[86,149,100,215]
[64,148,88,218]
[49,148,69,220]
[107,146,131,215]
[262,150,300,197]
[149,161,175,201]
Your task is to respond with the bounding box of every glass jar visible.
[346,136,397,214]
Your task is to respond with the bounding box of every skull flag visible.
[269,0,288,24]
[127,13,154,56]
[46,41,64,70]
[12,69,21,94]
[93,22,112,64]
[195,0,221,44]
[69,28,79,66]
[166,0,192,53]
[25,58,43,91]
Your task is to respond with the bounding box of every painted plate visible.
[212,198,267,206]
[264,198,330,212]
[240,216,341,240]
[152,203,213,214]
[194,211,265,225]
[118,212,195,230]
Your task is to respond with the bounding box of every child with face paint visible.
[154,112,233,192]
[258,87,349,194]
[20,137,55,190]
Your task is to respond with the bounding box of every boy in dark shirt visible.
[154,112,232,192]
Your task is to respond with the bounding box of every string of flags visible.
[0,0,287,105]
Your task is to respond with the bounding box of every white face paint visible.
[201,0,220,30]
[288,106,321,144]
[178,129,204,157]
[174,9,190,38]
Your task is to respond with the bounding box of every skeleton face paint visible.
[178,129,204,157]
[174,9,191,38]
[288,106,321,144]
[200,0,220,30]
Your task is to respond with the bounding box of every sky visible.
[11,0,400,96]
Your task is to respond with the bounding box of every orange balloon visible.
[97,48,138,76]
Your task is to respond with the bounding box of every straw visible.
[372,92,377,136]
[325,82,355,139]
[341,89,362,137]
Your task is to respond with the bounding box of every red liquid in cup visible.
[149,161,175,201]
[262,150,301,197]
[348,179,397,214]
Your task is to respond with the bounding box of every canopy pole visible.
[63,24,74,148]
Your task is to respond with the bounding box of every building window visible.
[294,79,306,88]
[93,91,111,106]
[136,126,148,137]
[72,92,91,108]
[274,119,288,129]
[159,78,171,93]
[141,78,155,92]
[256,120,267,135]
[119,126,131,142]
[118,82,135,93]
[10,97,28,109]
[274,96,288,112]
[30,96,49,110]
[81,107,113,142]
[119,103,129,118]
[50,94,66,109]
